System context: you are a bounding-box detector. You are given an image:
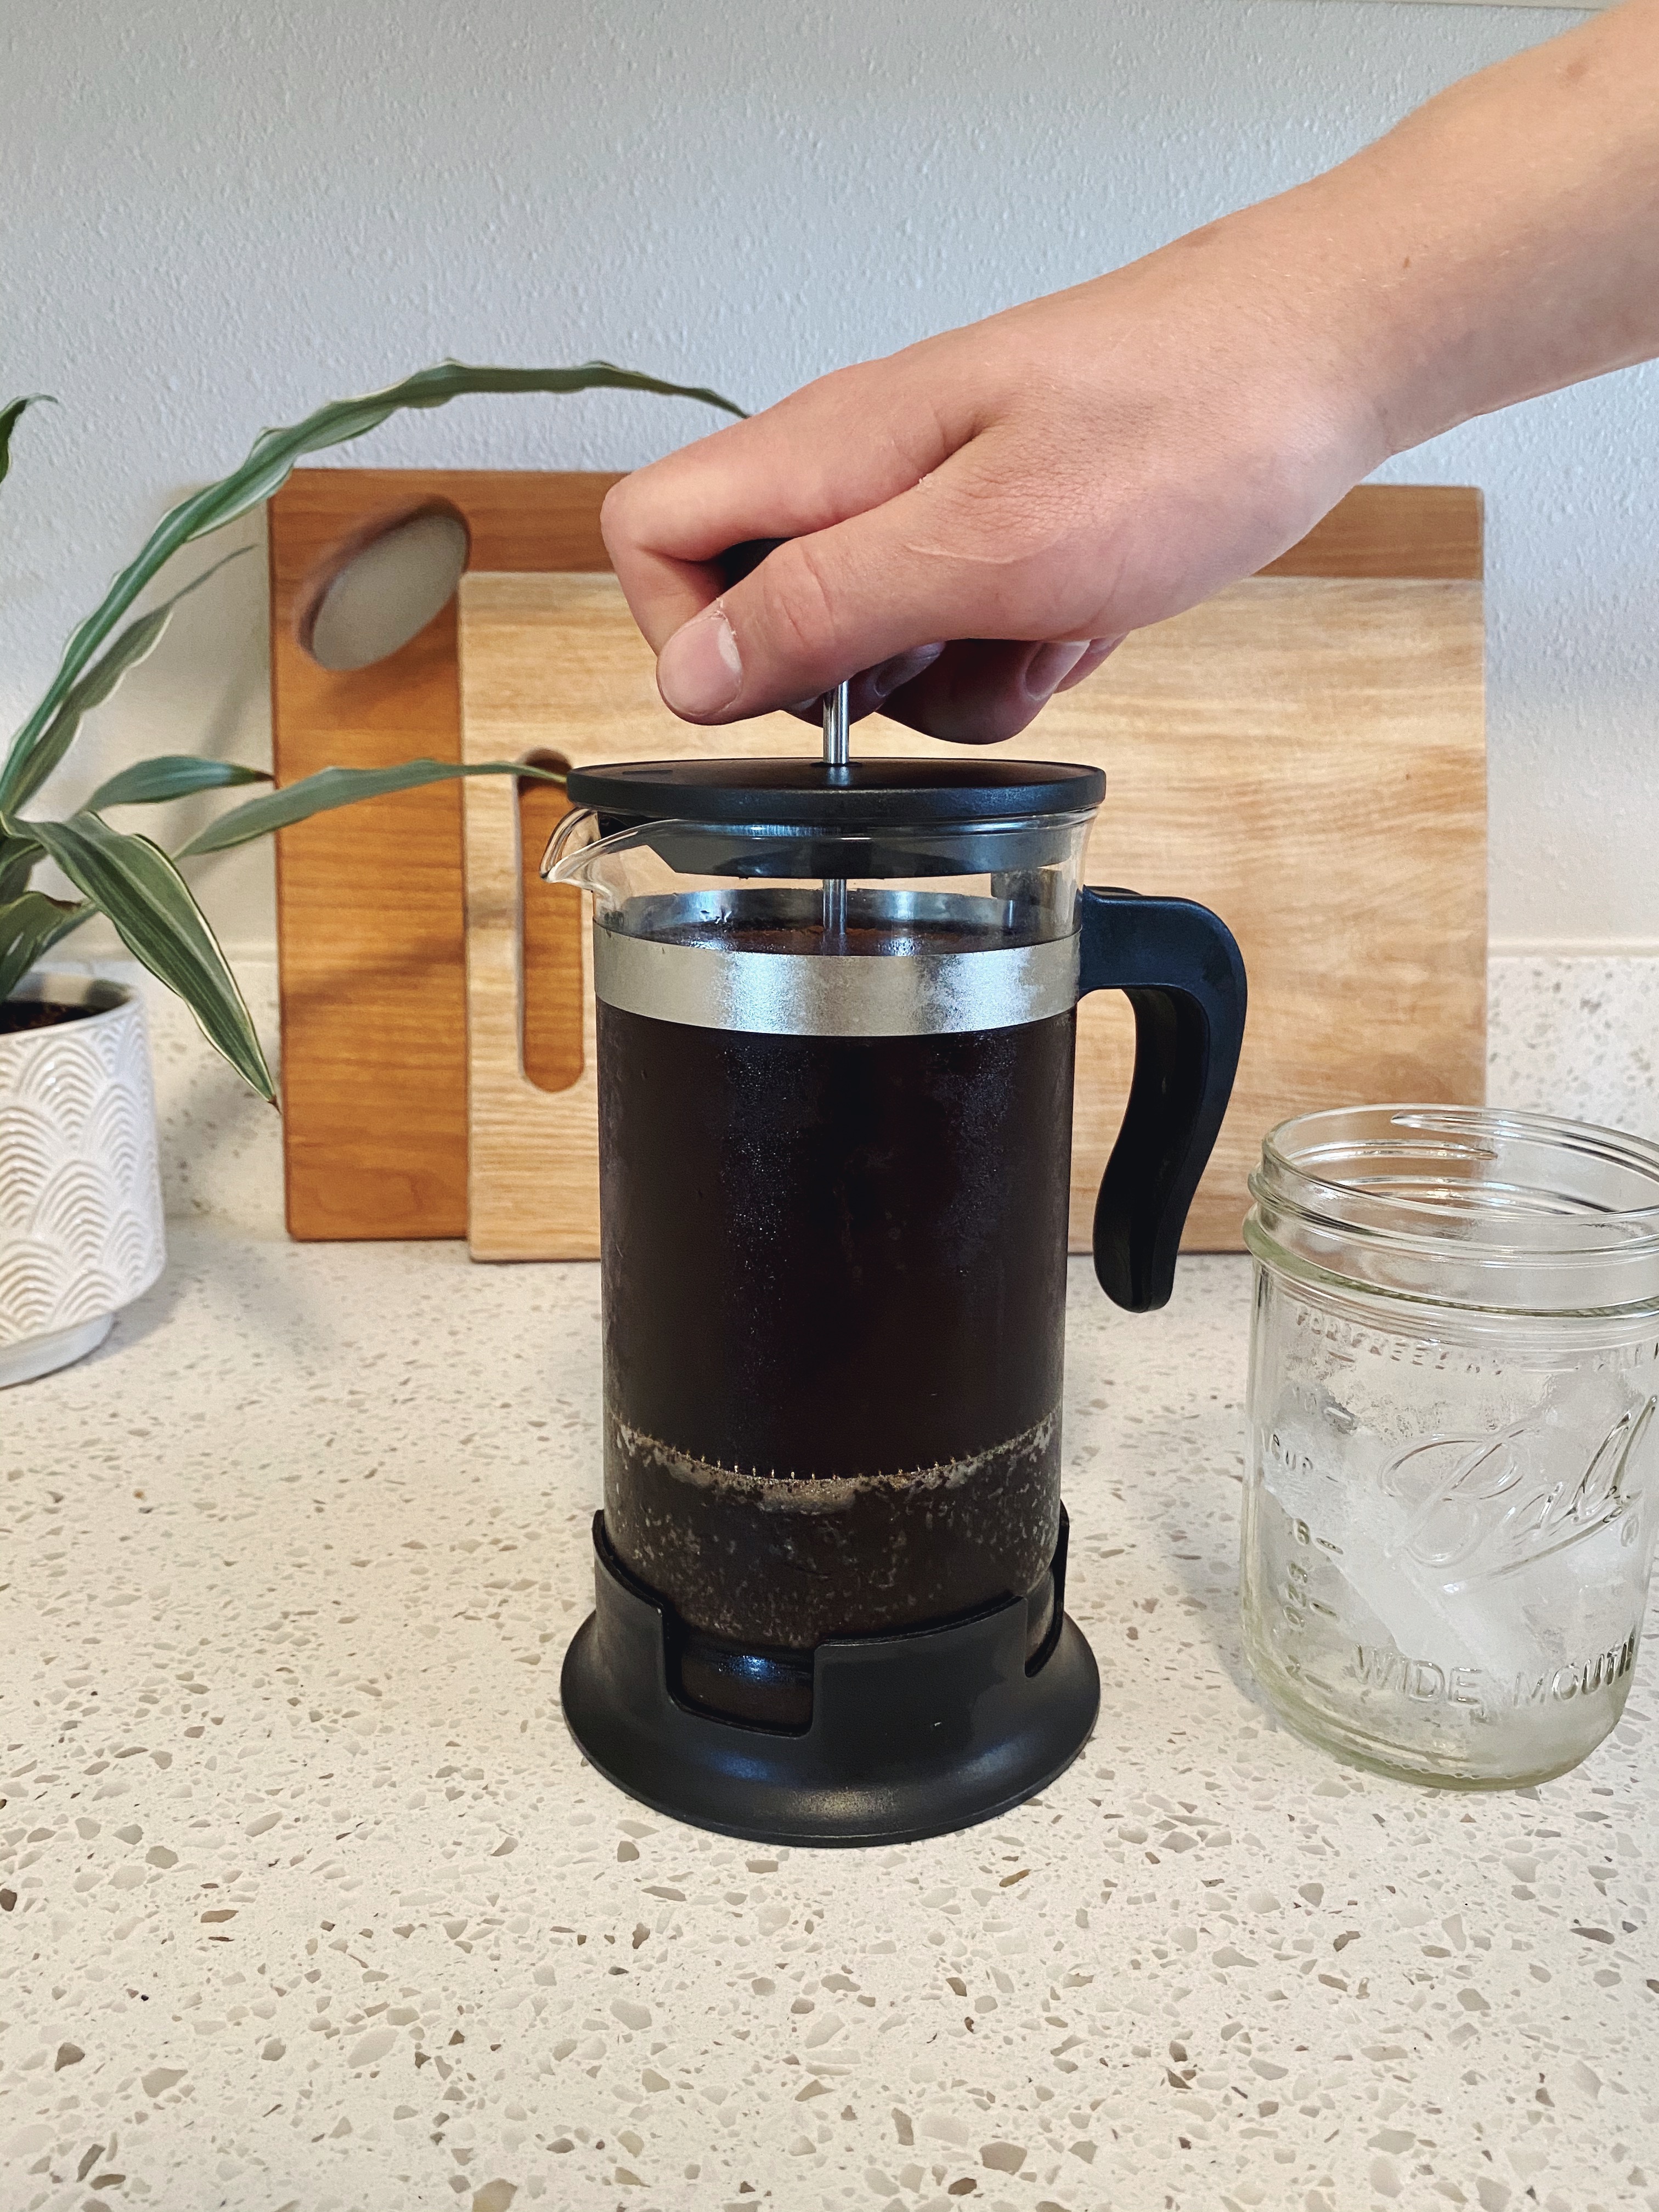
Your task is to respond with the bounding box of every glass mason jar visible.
[1242,1105,1659,1788]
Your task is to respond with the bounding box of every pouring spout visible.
[540,808,653,901]
[540,804,600,885]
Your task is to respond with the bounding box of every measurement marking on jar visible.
[1283,1553,1311,1630]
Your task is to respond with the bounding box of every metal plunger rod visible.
[822,681,850,940]
[822,680,850,774]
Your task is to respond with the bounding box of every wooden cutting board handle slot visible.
[464,744,601,1259]
[517,757,584,1095]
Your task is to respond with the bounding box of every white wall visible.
[3,0,1652,956]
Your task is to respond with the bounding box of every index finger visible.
[600,353,968,650]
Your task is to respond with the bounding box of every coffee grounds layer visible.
[605,1408,1059,1647]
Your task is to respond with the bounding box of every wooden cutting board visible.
[270,472,1483,1249]
[268,470,620,1239]
[458,555,1485,1261]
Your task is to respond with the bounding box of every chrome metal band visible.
[593,924,1081,1037]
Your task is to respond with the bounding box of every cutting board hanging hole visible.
[300,504,471,672]
[518,753,583,1094]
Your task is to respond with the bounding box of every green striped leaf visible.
[21,814,273,1099]
[0,889,88,1003]
[0,360,744,810]
[0,394,52,492]
[7,547,251,809]
[88,754,272,812]
[178,757,563,857]
[0,834,36,905]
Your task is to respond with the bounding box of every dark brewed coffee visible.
[597,964,1075,1667]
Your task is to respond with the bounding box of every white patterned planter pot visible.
[0,975,166,1387]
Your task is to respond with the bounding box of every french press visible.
[545,699,1245,1847]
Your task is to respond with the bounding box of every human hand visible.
[601,205,1390,743]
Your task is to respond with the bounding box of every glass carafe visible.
[546,755,1246,1841]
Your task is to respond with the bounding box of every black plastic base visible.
[560,1511,1100,1847]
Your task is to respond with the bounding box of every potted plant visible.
[0,362,741,1384]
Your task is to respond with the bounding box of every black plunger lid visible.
[565,755,1105,831]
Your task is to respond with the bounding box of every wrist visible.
[1212,181,1418,481]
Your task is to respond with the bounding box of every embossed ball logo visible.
[1378,1400,1657,1589]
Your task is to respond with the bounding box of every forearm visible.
[1261,0,1659,456]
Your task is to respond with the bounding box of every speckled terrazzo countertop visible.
[4,1224,1658,2212]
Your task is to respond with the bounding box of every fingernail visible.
[870,644,945,701]
[1052,637,1122,694]
[1023,641,1090,699]
[658,605,743,719]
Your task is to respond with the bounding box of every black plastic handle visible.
[1079,888,1248,1313]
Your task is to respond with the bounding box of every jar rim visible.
[1258,1104,1659,1255]
[1248,1105,1659,1316]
